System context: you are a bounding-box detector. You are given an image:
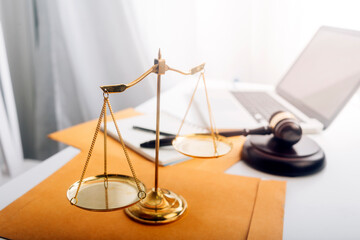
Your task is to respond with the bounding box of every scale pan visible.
[67,174,146,211]
[172,134,232,158]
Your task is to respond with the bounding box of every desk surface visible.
[1,82,360,240]
[227,95,360,239]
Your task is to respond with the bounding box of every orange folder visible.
[0,108,286,240]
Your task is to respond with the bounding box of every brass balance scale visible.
[67,50,232,224]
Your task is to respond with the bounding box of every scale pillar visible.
[125,50,188,224]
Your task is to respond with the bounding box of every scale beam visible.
[100,59,205,93]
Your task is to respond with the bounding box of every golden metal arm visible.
[100,56,205,93]
[100,65,158,93]
[167,63,205,75]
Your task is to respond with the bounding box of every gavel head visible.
[269,111,302,145]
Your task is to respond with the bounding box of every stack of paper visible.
[102,112,207,166]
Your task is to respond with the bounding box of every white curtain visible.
[1,0,155,160]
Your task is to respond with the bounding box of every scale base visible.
[241,135,325,177]
[125,188,187,224]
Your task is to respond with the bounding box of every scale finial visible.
[158,48,162,59]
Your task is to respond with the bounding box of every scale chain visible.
[103,97,108,189]
[176,71,202,137]
[106,98,146,199]
[176,71,219,155]
[70,99,107,205]
[202,72,219,155]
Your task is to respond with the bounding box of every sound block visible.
[241,135,325,177]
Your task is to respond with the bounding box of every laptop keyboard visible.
[231,91,303,123]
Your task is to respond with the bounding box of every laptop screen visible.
[276,26,360,128]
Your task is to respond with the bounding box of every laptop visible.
[195,26,360,133]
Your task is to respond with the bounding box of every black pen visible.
[133,126,176,137]
[140,136,175,148]
[140,130,251,148]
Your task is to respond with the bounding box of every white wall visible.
[132,0,360,86]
